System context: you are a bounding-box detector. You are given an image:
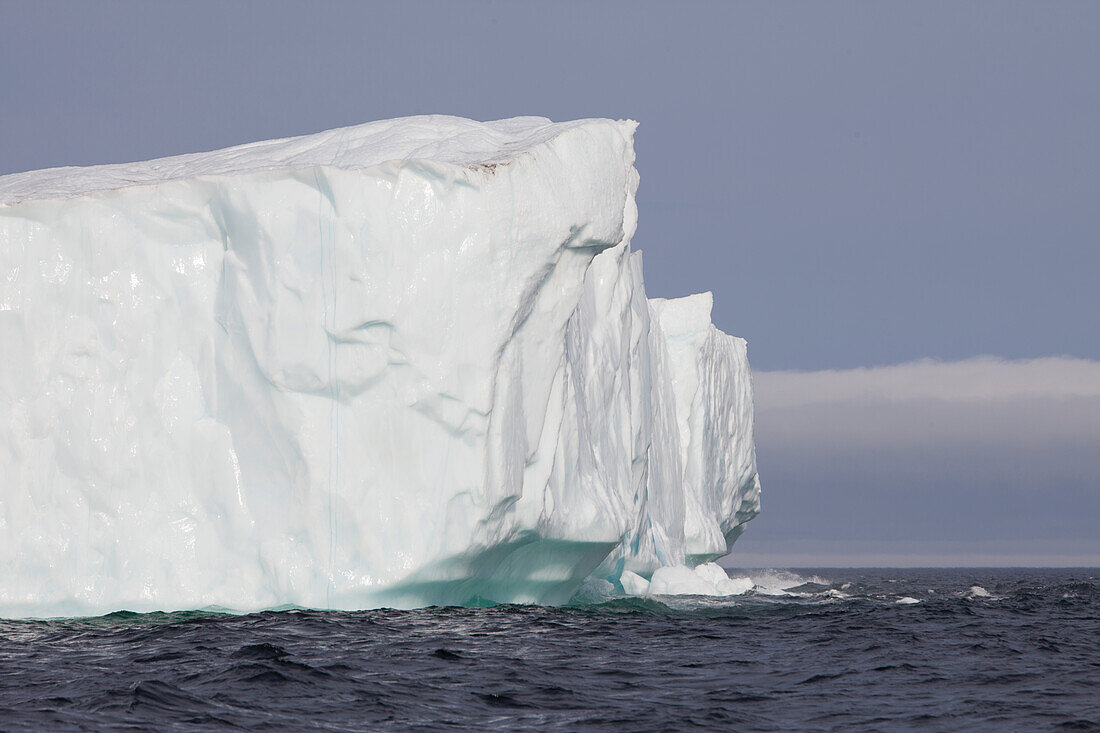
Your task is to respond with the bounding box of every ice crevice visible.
[0,115,760,617]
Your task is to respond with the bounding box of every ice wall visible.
[0,116,759,617]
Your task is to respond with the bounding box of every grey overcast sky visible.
[2,1,1097,564]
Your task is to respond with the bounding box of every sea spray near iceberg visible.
[0,116,760,617]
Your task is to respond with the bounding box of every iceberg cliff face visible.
[0,116,759,617]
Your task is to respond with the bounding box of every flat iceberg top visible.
[0,115,633,206]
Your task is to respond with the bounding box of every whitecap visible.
[745,570,832,596]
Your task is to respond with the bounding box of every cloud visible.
[753,356,1100,449]
[732,357,1100,563]
[724,539,1100,569]
[756,356,1100,406]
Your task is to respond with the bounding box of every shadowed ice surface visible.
[1,569,1097,731]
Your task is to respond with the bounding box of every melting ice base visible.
[0,116,760,617]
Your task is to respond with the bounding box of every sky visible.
[1,0,1097,565]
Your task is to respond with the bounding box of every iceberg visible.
[0,115,760,617]
[647,563,755,597]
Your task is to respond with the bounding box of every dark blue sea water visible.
[1,568,1097,731]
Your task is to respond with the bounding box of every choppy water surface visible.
[1,569,1097,731]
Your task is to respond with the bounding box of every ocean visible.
[1,568,1096,731]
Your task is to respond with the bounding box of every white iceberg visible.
[619,570,651,596]
[646,563,755,597]
[0,115,760,617]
